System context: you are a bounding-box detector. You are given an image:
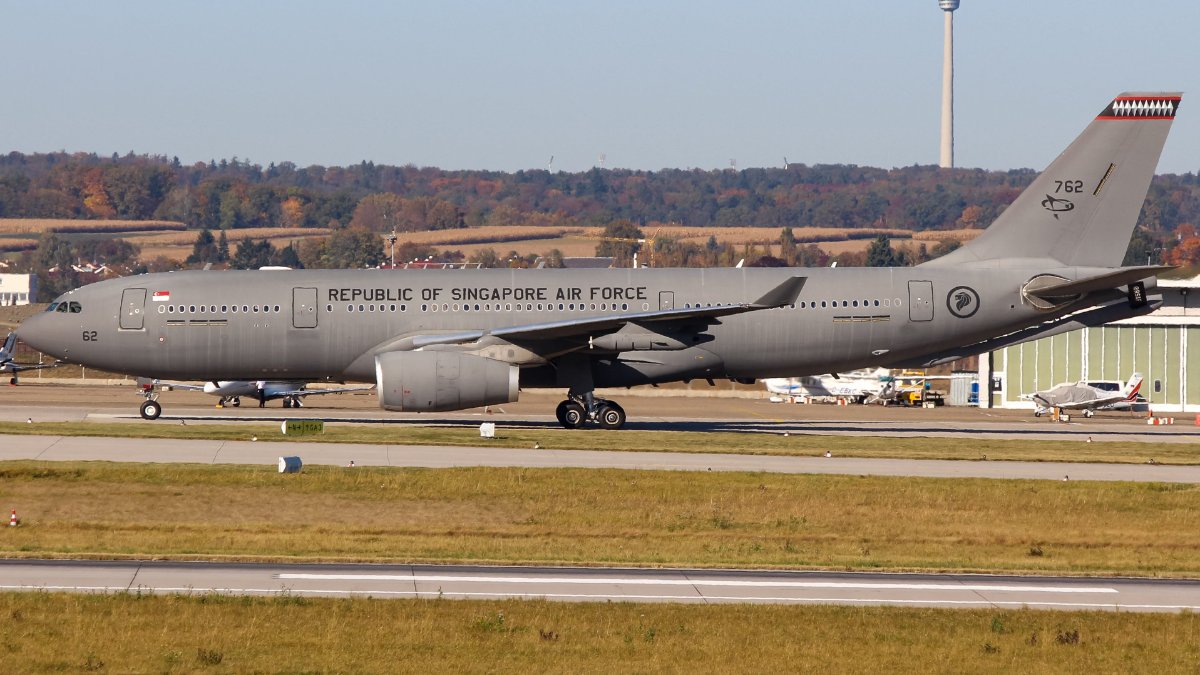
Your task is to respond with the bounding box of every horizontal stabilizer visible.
[1024,266,1174,300]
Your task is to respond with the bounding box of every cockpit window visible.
[46,302,59,312]
[56,303,69,313]
[68,301,82,313]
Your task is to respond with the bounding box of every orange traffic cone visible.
[8,509,17,527]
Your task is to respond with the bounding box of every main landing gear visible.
[282,396,303,409]
[554,394,626,430]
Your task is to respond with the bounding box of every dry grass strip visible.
[0,593,1195,673]
[2,462,1198,575]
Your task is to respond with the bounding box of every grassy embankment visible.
[0,593,1196,673]
[1,420,1195,465]
[2,462,1198,574]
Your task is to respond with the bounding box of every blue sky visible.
[2,1,1197,173]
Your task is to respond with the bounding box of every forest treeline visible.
[0,150,1197,267]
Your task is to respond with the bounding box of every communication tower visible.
[939,0,960,168]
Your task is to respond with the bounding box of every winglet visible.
[750,276,807,309]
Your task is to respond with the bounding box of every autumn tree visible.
[595,220,643,267]
[230,238,274,269]
[349,193,406,231]
[779,227,797,264]
[186,229,219,265]
[321,227,383,268]
[865,235,898,267]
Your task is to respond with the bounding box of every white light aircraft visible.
[140,379,373,409]
[763,369,898,404]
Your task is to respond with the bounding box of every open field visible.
[0,237,38,252]
[0,593,1195,674]
[0,420,1194,465]
[131,226,333,261]
[0,218,187,234]
[0,219,988,263]
[2,461,1199,574]
[912,228,984,243]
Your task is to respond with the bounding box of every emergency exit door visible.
[292,287,318,328]
[119,288,146,330]
[908,280,934,322]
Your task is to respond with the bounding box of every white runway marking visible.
[276,573,1118,594]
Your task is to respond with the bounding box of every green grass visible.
[0,592,1196,674]
[2,461,1199,575]
[2,420,1197,465]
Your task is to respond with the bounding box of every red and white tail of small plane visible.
[1122,373,1144,401]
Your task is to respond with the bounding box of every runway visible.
[3,385,1198,444]
[1,559,1197,612]
[2,433,1199,482]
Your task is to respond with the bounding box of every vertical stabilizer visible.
[927,92,1181,268]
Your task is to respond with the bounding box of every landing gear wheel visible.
[140,399,162,420]
[230,397,241,407]
[1083,409,1094,418]
[283,398,293,409]
[556,400,586,429]
[596,402,626,430]
[1034,410,1042,417]
[9,376,16,386]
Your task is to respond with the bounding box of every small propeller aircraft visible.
[0,333,58,385]
[1022,372,1144,419]
[136,378,373,415]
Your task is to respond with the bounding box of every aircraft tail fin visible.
[1123,372,1144,401]
[927,93,1181,268]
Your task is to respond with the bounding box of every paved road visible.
[1,559,1196,612]
[2,434,1198,483]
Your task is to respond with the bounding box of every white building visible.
[0,274,36,306]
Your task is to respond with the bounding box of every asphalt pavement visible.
[1,559,1197,612]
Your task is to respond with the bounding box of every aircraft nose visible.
[16,311,61,357]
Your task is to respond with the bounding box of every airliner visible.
[8,92,1181,428]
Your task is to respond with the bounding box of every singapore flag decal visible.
[152,291,171,302]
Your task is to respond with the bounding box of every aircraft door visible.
[292,287,318,328]
[907,281,934,322]
[659,291,674,311]
[119,288,146,330]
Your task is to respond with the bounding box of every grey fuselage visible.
[19,263,1088,389]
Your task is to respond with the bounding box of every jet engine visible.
[375,351,518,412]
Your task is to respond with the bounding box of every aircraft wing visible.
[1029,385,1116,410]
[152,381,208,392]
[280,385,375,398]
[0,361,58,373]
[409,276,807,349]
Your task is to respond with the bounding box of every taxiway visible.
[1,559,1197,612]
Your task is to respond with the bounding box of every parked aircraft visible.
[763,369,898,404]
[143,379,373,411]
[0,333,57,385]
[1023,373,1144,418]
[11,92,1182,428]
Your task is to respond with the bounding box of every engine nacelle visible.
[375,351,519,412]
